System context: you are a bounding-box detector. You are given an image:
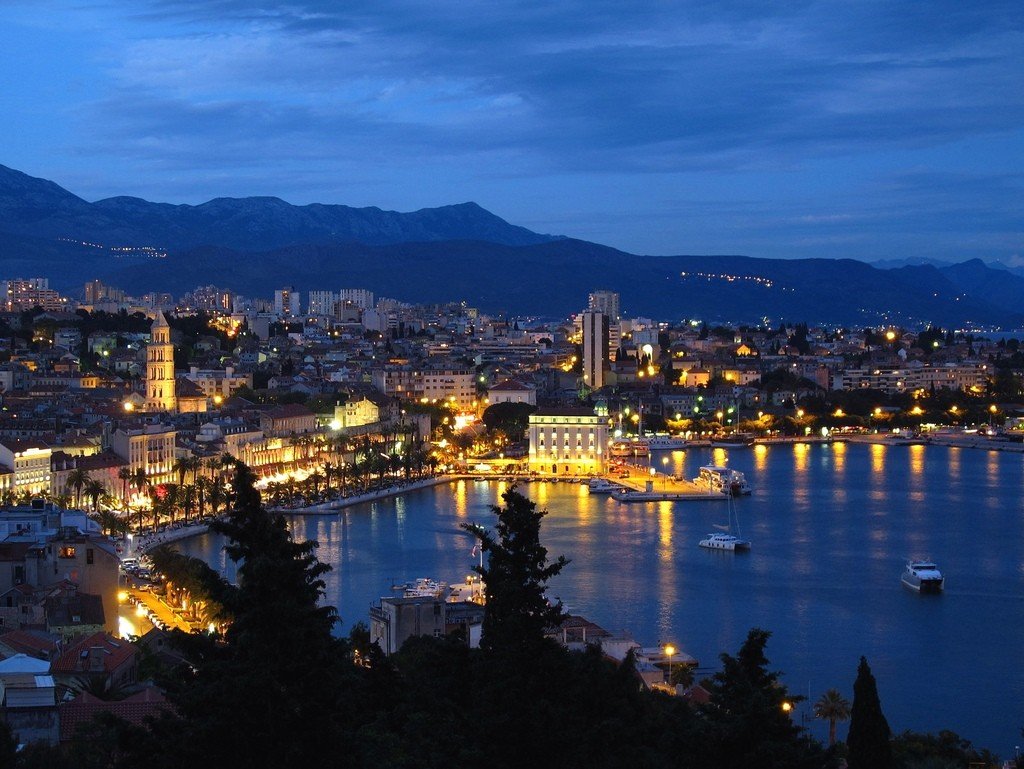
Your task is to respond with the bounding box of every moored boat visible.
[711,432,755,449]
[693,465,752,496]
[587,478,617,494]
[646,435,688,450]
[698,532,751,551]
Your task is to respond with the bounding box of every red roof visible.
[0,629,60,659]
[59,687,168,741]
[52,632,136,674]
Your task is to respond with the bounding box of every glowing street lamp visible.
[664,643,676,685]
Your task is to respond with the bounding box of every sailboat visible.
[698,495,750,551]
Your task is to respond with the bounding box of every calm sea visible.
[180,443,1024,756]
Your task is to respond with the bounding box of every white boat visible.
[901,560,944,592]
[698,532,751,551]
[699,495,750,551]
[693,465,752,496]
[646,435,687,450]
[587,478,617,494]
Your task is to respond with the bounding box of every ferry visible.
[698,532,751,551]
[693,465,752,496]
[901,560,944,593]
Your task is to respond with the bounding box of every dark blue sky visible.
[1,1,1021,263]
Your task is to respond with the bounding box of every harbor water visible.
[180,442,1024,755]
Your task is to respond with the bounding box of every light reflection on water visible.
[180,443,1024,755]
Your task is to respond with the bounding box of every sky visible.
[1,0,1022,263]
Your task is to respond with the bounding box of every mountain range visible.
[0,163,1021,328]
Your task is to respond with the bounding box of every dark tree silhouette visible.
[847,656,895,769]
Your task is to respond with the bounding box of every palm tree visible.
[195,476,209,518]
[84,479,105,512]
[814,688,852,747]
[172,456,192,487]
[117,466,133,509]
[130,469,149,533]
[66,468,91,508]
[178,484,196,524]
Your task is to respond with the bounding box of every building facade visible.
[145,312,176,413]
[527,407,609,476]
[581,310,609,391]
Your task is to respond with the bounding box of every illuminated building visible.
[528,407,609,476]
[581,310,609,390]
[145,311,176,413]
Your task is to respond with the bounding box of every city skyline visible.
[1,1,1021,263]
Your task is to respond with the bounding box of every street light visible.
[661,456,669,490]
[664,644,676,685]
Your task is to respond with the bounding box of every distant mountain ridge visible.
[0,163,558,250]
[0,162,1021,327]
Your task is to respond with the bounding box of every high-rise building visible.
[588,290,621,354]
[145,311,177,413]
[588,290,620,322]
[581,310,609,390]
[308,290,339,316]
[339,288,375,310]
[2,278,66,312]
[274,287,301,317]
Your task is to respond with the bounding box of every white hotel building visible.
[527,407,609,476]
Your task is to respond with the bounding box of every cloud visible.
[4,0,1022,259]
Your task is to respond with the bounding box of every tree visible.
[814,688,852,747]
[118,466,133,508]
[847,656,895,769]
[66,467,91,507]
[462,487,568,654]
[84,479,105,512]
[148,461,352,768]
[702,628,830,769]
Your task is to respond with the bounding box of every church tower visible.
[145,311,177,413]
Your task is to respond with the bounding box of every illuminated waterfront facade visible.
[527,407,609,476]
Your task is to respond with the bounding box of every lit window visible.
[59,546,76,559]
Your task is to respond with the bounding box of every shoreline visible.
[137,436,1024,548]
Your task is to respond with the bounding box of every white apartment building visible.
[110,423,176,486]
[274,287,301,317]
[372,367,477,410]
[339,288,375,310]
[308,291,339,316]
[832,362,989,394]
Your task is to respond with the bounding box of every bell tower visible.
[145,311,177,413]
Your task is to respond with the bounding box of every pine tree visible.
[150,461,353,769]
[463,486,568,654]
[847,656,895,769]
[703,628,831,769]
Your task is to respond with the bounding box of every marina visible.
[178,441,1024,755]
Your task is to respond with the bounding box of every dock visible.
[608,467,728,502]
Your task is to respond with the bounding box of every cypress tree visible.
[847,656,895,769]
[463,486,568,654]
